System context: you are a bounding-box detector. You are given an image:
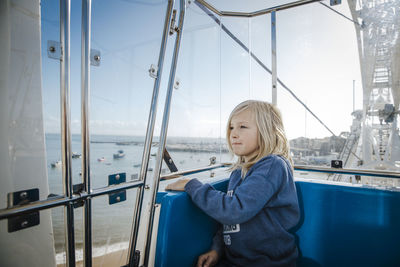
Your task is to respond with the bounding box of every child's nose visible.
[231,129,238,138]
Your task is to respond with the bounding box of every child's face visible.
[229,109,259,162]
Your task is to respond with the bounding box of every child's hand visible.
[197,250,219,267]
[165,178,192,191]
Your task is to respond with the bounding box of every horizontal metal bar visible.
[2,164,398,220]
[0,180,144,220]
[160,163,232,180]
[294,165,400,179]
[88,180,144,198]
[159,161,400,180]
[196,0,321,17]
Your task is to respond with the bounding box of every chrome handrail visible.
[143,0,186,265]
[294,165,400,179]
[271,11,277,105]
[60,0,75,265]
[161,163,400,180]
[160,163,231,180]
[196,0,321,18]
[0,180,144,220]
[1,164,399,221]
[127,0,175,266]
[81,0,92,265]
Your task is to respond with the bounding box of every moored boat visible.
[50,160,61,168]
[113,150,125,159]
[72,152,81,159]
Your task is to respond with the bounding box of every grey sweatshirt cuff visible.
[184,178,202,195]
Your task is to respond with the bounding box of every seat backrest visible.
[155,180,228,267]
[155,179,400,267]
[294,181,400,267]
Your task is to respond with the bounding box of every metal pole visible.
[194,1,337,136]
[60,0,75,266]
[196,0,321,17]
[0,180,145,220]
[271,11,277,105]
[353,80,355,112]
[81,0,92,266]
[127,0,175,265]
[143,0,186,265]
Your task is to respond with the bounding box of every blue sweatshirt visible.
[185,155,300,267]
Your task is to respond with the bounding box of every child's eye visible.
[240,125,247,129]
[229,126,234,130]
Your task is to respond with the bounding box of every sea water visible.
[45,133,231,264]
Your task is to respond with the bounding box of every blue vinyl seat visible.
[155,179,400,267]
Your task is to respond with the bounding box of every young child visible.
[166,100,300,267]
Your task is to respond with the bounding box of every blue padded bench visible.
[155,179,400,267]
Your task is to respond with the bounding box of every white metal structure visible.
[345,0,400,173]
[0,1,56,266]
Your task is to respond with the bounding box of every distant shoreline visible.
[90,140,230,153]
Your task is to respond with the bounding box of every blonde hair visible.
[226,100,293,175]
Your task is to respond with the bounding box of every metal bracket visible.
[47,41,100,67]
[73,183,84,194]
[108,173,126,205]
[7,188,40,232]
[121,250,140,267]
[73,183,85,208]
[47,40,62,60]
[209,156,216,165]
[331,160,343,168]
[330,0,341,6]
[149,64,158,78]
[90,49,101,66]
[173,77,180,89]
[169,9,178,35]
[163,149,178,172]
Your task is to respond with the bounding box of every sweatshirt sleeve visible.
[185,156,285,225]
[210,227,224,257]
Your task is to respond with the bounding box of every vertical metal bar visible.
[81,0,92,266]
[353,79,355,112]
[271,11,277,105]
[127,0,175,265]
[60,0,75,266]
[143,0,186,265]
[248,17,252,97]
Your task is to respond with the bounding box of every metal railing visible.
[2,164,400,222]
[60,0,75,264]
[160,163,232,180]
[1,1,174,267]
[196,0,321,17]
[294,165,400,179]
[127,0,175,266]
[142,0,186,265]
[81,0,92,265]
[0,180,144,220]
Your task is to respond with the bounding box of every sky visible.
[40,0,363,140]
